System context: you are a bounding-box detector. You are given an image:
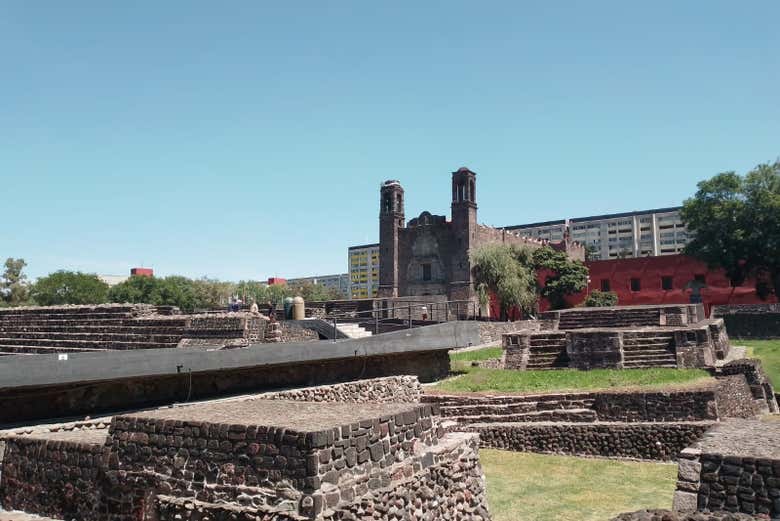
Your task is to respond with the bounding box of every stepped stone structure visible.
[0,304,294,356]
[0,377,492,521]
[712,303,780,339]
[501,304,730,371]
[672,418,780,519]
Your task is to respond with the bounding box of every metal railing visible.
[311,299,480,339]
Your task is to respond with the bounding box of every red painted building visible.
[569,255,776,316]
[130,267,154,277]
[489,254,775,319]
[267,277,287,286]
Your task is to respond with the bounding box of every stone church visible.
[377,167,584,304]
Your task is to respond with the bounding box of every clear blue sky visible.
[2,1,778,281]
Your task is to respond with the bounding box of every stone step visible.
[0,337,178,350]
[0,331,183,343]
[449,408,598,424]
[623,362,678,369]
[0,344,109,354]
[622,349,675,358]
[623,342,673,350]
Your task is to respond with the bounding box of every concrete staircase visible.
[336,322,373,339]
[527,332,569,369]
[423,392,598,425]
[556,308,661,330]
[622,331,677,368]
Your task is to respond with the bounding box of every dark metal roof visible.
[569,206,682,223]
[348,243,380,250]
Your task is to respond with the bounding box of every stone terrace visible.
[0,381,492,521]
[673,418,780,518]
[0,304,267,355]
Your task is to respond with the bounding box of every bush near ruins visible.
[584,290,619,307]
[682,159,780,299]
[471,244,589,318]
[108,275,203,312]
[30,270,110,306]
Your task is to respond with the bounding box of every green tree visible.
[30,271,109,306]
[470,244,537,319]
[681,160,780,298]
[1,258,30,306]
[532,247,590,310]
[290,282,345,302]
[584,290,618,307]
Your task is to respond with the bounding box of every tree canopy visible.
[30,271,110,306]
[681,160,780,298]
[470,244,589,317]
[1,258,29,306]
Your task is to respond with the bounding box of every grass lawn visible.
[741,339,780,386]
[437,347,712,394]
[482,450,677,521]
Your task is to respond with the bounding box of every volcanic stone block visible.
[566,330,623,369]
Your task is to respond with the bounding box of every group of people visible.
[227,297,276,321]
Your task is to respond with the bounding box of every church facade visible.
[377,168,585,304]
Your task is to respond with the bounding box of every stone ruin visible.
[0,304,319,356]
[500,304,731,370]
[0,377,491,521]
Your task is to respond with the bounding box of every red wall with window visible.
[488,254,775,320]
[573,254,776,316]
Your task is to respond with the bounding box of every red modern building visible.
[267,277,287,286]
[130,267,154,277]
[569,254,776,316]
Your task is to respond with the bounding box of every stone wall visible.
[477,320,554,345]
[718,359,779,414]
[0,431,107,520]
[712,304,780,339]
[155,432,490,521]
[277,322,320,343]
[470,422,713,461]
[672,420,780,519]
[424,387,721,424]
[260,376,421,404]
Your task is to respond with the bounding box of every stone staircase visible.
[336,322,373,339]
[622,331,677,368]
[0,305,188,355]
[423,392,598,425]
[555,308,661,330]
[527,332,569,369]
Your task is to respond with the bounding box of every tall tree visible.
[681,160,780,298]
[532,247,590,310]
[470,244,537,319]
[1,258,29,306]
[30,271,110,306]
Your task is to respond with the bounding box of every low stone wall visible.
[0,431,107,520]
[277,322,320,343]
[611,509,767,521]
[261,376,421,404]
[672,419,780,518]
[712,304,780,339]
[155,432,490,521]
[470,422,713,461]
[424,387,720,424]
[478,320,553,345]
[718,359,779,414]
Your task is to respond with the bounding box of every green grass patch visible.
[450,346,503,362]
[742,339,780,387]
[434,363,712,394]
[482,450,677,521]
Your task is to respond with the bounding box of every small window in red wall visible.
[661,276,673,291]
[630,278,641,292]
[600,279,611,292]
[694,274,706,284]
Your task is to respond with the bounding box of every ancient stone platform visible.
[0,391,492,521]
[673,418,780,518]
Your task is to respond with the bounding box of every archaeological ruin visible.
[0,301,777,520]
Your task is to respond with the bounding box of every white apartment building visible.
[286,274,350,298]
[506,207,689,260]
[348,243,380,299]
